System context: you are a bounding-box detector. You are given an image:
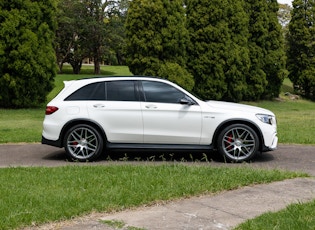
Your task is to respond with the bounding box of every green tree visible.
[125,0,193,89]
[186,0,250,101]
[104,0,130,65]
[278,3,292,70]
[264,0,287,98]
[0,0,57,108]
[55,0,88,74]
[244,0,268,100]
[287,0,315,100]
[83,0,110,74]
[56,0,119,74]
[245,0,286,100]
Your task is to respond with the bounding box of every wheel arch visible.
[59,119,107,147]
[212,119,264,151]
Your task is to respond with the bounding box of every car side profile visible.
[42,76,278,162]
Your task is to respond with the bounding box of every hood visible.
[205,100,274,115]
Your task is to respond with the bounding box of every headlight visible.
[256,114,275,125]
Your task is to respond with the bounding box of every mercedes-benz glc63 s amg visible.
[42,76,278,162]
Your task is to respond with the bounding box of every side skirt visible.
[106,142,213,153]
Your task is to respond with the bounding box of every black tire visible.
[64,124,104,162]
[217,124,259,162]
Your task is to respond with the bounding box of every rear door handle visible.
[93,104,105,108]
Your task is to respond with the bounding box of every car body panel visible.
[141,102,202,144]
[87,100,143,143]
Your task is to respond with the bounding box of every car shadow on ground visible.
[103,150,221,162]
[42,149,275,164]
[253,152,275,162]
[42,150,68,161]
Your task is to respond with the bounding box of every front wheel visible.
[217,124,260,162]
[64,124,104,162]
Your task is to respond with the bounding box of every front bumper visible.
[262,134,278,152]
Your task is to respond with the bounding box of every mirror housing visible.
[180,97,196,105]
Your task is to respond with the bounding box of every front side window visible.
[142,81,185,103]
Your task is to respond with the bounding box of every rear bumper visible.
[41,136,63,148]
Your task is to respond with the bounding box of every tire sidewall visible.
[64,124,104,162]
[217,123,260,162]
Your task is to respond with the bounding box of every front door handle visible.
[145,104,157,109]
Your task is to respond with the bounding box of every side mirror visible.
[180,97,196,105]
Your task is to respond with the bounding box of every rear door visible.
[86,80,143,143]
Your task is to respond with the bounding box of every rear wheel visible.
[217,124,259,162]
[64,124,104,162]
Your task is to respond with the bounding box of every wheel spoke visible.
[69,132,79,143]
[234,129,240,138]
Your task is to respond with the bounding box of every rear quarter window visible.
[65,82,105,100]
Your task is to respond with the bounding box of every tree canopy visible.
[55,0,128,74]
[0,0,57,108]
[0,0,296,108]
[287,0,315,100]
[125,0,194,90]
[186,0,251,101]
[185,0,286,101]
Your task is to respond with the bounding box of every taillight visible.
[45,106,59,115]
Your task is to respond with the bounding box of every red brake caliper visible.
[227,133,233,150]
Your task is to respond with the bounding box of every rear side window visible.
[65,82,105,101]
[106,81,138,101]
[65,80,138,101]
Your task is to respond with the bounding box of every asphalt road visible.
[0,143,314,176]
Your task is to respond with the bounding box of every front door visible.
[140,80,202,144]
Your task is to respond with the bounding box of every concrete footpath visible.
[26,177,315,230]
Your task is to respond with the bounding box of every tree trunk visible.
[58,62,64,74]
[94,58,101,75]
[71,60,82,74]
[94,46,101,75]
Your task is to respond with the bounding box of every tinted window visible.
[142,81,185,103]
[106,81,137,101]
[65,82,105,101]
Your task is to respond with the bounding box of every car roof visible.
[75,76,166,82]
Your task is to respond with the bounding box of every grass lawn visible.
[244,78,315,145]
[0,165,307,229]
[244,99,315,144]
[235,199,315,230]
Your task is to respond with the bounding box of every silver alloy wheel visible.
[66,126,100,161]
[219,125,259,162]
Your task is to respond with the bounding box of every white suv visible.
[42,76,278,162]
